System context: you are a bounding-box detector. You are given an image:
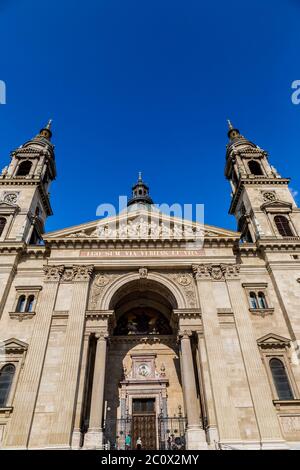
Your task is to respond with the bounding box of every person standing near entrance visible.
[125,433,131,450]
[136,436,142,450]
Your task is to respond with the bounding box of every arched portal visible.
[102,278,185,450]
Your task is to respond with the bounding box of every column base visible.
[83,428,103,449]
[205,425,219,448]
[71,429,82,449]
[185,426,208,450]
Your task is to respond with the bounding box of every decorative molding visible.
[85,309,114,321]
[168,272,196,307]
[9,311,36,322]
[88,273,120,310]
[173,308,201,319]
[249,308,274,318]
[138,267,148,279]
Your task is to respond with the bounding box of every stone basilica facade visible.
[0,121,300,450]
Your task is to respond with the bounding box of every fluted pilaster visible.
[4,265,64,448]
[192,264,241,445]
[49,265,94,447]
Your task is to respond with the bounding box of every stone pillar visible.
[49,265,94,447]
[223,263,287,449]
[71,332,90,449]
[84,331,108,449]
[196,331,219,446]
[4,265,64,448]
[179,330,207,450]
[192,264,241,447]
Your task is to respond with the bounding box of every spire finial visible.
[227,119,233,130]
[46,119,52,130]
[39,119,53,140]
[138,171,142,182]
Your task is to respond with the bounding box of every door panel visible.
[132,414,156,450]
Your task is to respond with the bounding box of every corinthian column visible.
[4,265,64,448]
[223,264,287,449]
[192,264,241,447]
[179,330,207,450]
[84,331,108,449]
[49,265,94,447]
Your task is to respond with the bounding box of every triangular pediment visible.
[0,201,19,211]
[44,208,239,242]
[1,338,28,353]
[261,200,292,212]
[257,333,291,349]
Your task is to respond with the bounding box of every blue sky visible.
[0,0,299,232]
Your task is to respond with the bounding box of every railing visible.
[158,416,187,450]
[103,416,187,450]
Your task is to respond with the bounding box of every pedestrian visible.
[136,436,142,450]
[125,433,131,450]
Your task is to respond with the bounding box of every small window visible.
[16,295,26,313]
[249,292,258,309]
[0,364,15,407]
[248,160,263,176]
[270,358,293,400]
[0,217,6,236]
[257,292,268,309]
[274,215,293,237]
[26,295,35,312]
[16,160,32,177]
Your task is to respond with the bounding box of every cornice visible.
[229,178,290,214]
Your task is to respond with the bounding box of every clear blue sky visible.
[0,0,299,232]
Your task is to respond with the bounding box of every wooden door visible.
[132,414,156,450]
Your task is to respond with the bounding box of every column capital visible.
[178,329,193,339]
[192,263,240,281]
[94,331,109,341]
[73,265,94,282]
[220,263,240,280]
[43,265,64,282]
[192,264,211,280]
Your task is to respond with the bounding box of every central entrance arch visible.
[103,277,185,450]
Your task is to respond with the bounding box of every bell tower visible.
[224,121,300,242]
[0,120,56,244]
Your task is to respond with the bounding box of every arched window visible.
[248,160,263,176]
[249,292,258,309]
[16,160,32,176]
[270,358,293,400]
[16,295,26,313]
[257,292,268,309]
[0,217,6,237]
[274,215,293,237]
[0,364,15,407]
[26,295,35,312]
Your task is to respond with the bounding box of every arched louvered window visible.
[16,160,32,176]
[249,292,258,309]
[270,358,293,400]
[16,295,26,313]
[248,160,263,176]
[0,364,15,407]
[274,215,293,237]
[257,292,268,309]
[0,217,6,237]
[26,295,35,312]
